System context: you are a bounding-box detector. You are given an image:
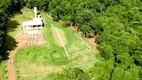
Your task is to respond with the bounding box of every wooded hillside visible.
[25,0,142,79]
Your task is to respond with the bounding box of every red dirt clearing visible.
[8,47,19,80]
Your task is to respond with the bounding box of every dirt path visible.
[52,24,69,57]
[7,26,22,80]
[8,47,19,80]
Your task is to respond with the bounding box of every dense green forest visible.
[1,0,142,79]
[25,0,142,79]
[0,0,23,61]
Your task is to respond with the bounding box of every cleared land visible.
[6,8,100,80]
[51,24,89,56]
[16,30,45,46]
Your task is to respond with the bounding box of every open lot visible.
[10,8,100,80]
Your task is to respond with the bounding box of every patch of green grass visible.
[53,23,88,55]
[0,61,9,80]
[42,73,56,80]
[51,26,67,46]
[17,75,48,80]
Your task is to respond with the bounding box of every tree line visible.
[0,0,23,61]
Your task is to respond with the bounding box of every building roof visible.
[22,17,42,26]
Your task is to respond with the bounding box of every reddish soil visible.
[8,44,21,80]
[25,30,45,46]
[69,24,77,31]
[8,45,21,80]
[86,37,97,47]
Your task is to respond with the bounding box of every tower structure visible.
[34,7,37,18]
[22,7,43,30]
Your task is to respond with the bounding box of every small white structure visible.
[22,7,43,30]
[34,7,37,18]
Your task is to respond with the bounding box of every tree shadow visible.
[0,20,19,61]
[37,12,40,15]
[0,34,18,60]
[8,10,23,18]
[38,12,45,27]
[6,20,20,32]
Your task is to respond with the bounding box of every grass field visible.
[12,8,100,80]
[52,23,88,56]
[0,61,9,80]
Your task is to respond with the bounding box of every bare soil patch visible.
[86,37,97,47]
[16,30,45,46]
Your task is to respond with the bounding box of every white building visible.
[22,7,43,30]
